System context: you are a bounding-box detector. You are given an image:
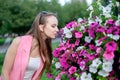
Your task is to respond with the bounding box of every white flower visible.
[102,62,112,72]
[87,5,93,11]
[77,18,83,23]
[52,59,55,64]
[88,19,94,25]
[55,62,61,69]
[85,36,93,43]
[107,34,120,41]
[76,77,80,80]
[107,34,113,38]
[79,25,85,31]
[103,58,114,64]
[89,65,97,73]
[92,58,102,68]
[103,5,112,13]
[65,32,72,38]
[112,35,120,41]
[76,46,84,51]
[118,14,120,20]
[116,1,119,7]
[115,20,120,26]
[81,72,92,80]
[98,70,109,77]
[63,27,72,38]
[63,27,70,34]
[102,6,112,18]
[95,40,102,46]
[95,16,102,24]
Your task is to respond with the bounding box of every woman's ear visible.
[39,25,44,32]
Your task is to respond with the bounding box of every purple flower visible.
[105,41,117,52]
[68,66,77,74]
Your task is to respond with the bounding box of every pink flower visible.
[74,31,83,38]
[103,50,114,60]
[68,66,77,74]
[96,47,102,54]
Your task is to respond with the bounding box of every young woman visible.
[0,11,59,80]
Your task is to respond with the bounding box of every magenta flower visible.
[70,77,76,80]
[65,20,78,29]
[74,31,83,38]
[53,48,61,58]
[89,44,96,50]
[96,26,105,33]
[98,36,107,43]
[48,1,120,79]
[68,66,77,74]
[88,29,95,38]
[105,41,117,52]
[106,27,113,34]
[103,50,114,60]
[90,22,98,28]
[75,39,80,46]
[106,19,115,25]
[46,73,54,79]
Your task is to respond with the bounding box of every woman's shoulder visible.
[12,37,21,46]
[12,35,32,45]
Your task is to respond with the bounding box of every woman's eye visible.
[52,26,55,28]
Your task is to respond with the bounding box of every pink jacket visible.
[0,35,44,80]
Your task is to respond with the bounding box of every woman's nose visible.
[56,27,59,32]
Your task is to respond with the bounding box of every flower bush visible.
[48,0,120,80]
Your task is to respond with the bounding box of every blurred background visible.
[0,0,93,53]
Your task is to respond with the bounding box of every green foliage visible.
[0,53,5,74]
[0,38,6,45]
[0,0,89,35]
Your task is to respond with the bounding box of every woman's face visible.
[40,16,59,39]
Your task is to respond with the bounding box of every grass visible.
[0,41,60,79]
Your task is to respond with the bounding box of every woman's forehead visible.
[46,16,58,24]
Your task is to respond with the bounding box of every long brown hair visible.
[26,11,57,76]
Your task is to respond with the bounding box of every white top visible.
[24,57,40,80]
